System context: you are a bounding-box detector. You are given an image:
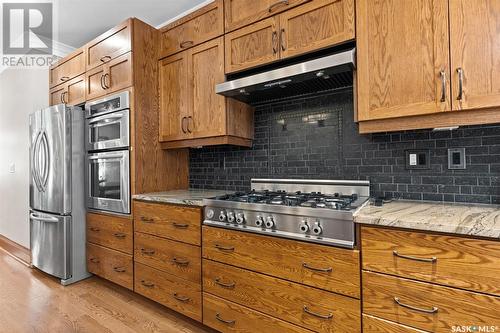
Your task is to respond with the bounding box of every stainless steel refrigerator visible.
[29,104,90,285]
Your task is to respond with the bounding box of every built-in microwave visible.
[86,109,129,151]
[85,91,129,119]
[87,150,130,214]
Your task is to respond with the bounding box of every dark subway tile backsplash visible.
[189,88,500,204]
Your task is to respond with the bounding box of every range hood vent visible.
[216,48,355,105]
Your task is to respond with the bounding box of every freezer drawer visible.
[30,211,71,280]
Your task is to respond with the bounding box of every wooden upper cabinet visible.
[189,38,227,139]
[279,0,354,60]
[85,65,107,101]
[49,85,65,106]
[49,48,85,88]
[449,0,500,111]
[86,19,131,71]
[85,52,132,101]
[49,74,85,106]
[224,0,310,32]
[225,17,280,73]
[159,52,191,142]
[159,0,223,59]
[356,0,451,121]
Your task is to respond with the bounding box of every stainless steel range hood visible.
[216,48,356,104]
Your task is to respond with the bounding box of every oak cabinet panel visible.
[86,19,131,70]
[279,0,354,60]
[49,85,66,106]
[85,65,107,100]
[159,0,223,58]
[49,48,85,88]
[85,52,132,101]
[87,243,133,290]
[224,0,310,32]
[86,212,133,255]
[449,0,500,111]
[363,315,428,333]
[49,74,85,106]
[356,0,451,121]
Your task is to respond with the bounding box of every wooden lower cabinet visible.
[363,315,427,333]
[362,271,500,332]
[87,243,133,290]
[87,212,133,254]
[203,259,360,333]
[135,263,202,322]
[203,293,312,333]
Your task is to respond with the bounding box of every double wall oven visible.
[85,91,130,214]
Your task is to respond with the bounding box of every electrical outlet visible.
[448,148,466,169]
[405,150,430,170]
[8,163,15,173]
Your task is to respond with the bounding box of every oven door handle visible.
[87,113,124,124]
[88,153,125,160]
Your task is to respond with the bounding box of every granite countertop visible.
[133,189,233,207]
[354,200,500,239]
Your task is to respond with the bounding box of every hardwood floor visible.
[0,250,213,333]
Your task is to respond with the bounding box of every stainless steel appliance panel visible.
[29,105,71,215]
[86,109,129,151]
[85,91,129,118]
[87,150,130,214]
[30,211,71,279]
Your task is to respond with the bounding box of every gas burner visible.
[203,179,370,248]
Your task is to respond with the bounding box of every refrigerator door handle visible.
[30,212,60,223]
[31,131,43,192]
[39,131,50,191]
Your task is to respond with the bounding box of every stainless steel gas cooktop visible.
[203,179,370,248]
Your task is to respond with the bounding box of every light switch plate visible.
[405,150,430,170]
[8,163,15,173]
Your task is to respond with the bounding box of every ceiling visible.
[55,0,209,48]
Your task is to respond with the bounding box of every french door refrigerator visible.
[29,104,90,285]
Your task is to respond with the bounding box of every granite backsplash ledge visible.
[189,88,500,204]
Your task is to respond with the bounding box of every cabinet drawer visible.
[159,0,223,58]
[135,263,201,322]
[203,259,360,333]
[202,226,360,298]
[361,226,500,296]
[203,293,312,333]
[86,212,132,254]
[363,315,427,333]
[134,232,201,284]
[87,243,133,290]
[49,48,86,88]
[224,0,310,32]
[86,19,131,70]
[363,271,500,332]
[134,201,201,246]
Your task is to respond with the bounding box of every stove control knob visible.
[299,221,309,233]
[206,209,215,219]
[227,211,235,223]
[236,213,245,224]
[312,222,323,236]
[218,210,227,222]
[255,215,264,227]
[265,216,275,229]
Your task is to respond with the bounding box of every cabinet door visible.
[85,65,107,100]
[279,0,354,60]
[189,37,227,139]
[225,17,280,73]
[356,0,451,121]
[450,0,500,111]
[106,52,133,94]
[224,0,310,32]
[65,74,85,105]
[86,19,131,70]
[49,84,66,106]
[159,52,191,142]
[49,48,85,88]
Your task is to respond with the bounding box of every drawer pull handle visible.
[89,258,100,264]
[303,305,333,320]
[302,262,333,273]
[60,76,70,82]
[172,293,190,302]
[215,313,235,325]
[393,250,437,263]
[172,222,189,229]
[172,257,190,266]
[141,248,155,255]
[280,28,286,51]
[100,55,112,63]
[268,0,289,12]
[457,67,464,101]
[215,244,235,252]
[180,40,194,48]
[140,216,155,223]
[394,297,439,314]
[140,280,155,288]
[215,278,236,289]
[89,227,100,232]
[113,267,126,273]
[439,70,447,103]
[113,232,126,239]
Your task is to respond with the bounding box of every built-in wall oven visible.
[85,91,130,214]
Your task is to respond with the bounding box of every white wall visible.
[0,67,48,248]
